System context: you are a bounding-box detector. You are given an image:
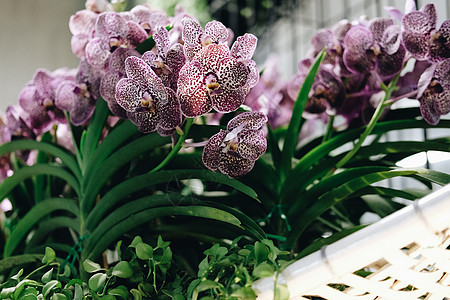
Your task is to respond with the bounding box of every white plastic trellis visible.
[253,184,450,300]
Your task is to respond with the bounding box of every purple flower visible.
[55,60,102,126]
[181,18,229,61]
[100,47,141,118]
[115,56,182,135]
[402,3,450,62]
[141,26,186,91]
[130,5,170,35]
[202,111,267,178]
[18,68,75,134]
[177,33,258,118]
[85,11,148,69]
[417,58,450,125]
[343,18,406,79]
[69,10,98,58]
[288,59,345,117]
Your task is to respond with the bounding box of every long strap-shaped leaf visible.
[4,197,79,257]
[279,49,326,182]
[286,166,394,212]
[282,139,450,204]
[283,119,450,196]
[85,169,259,230]
[0,140,81,181]
[85,203,242,260]
[0,164,81,201]
[81,99,110,167]
[285,168,422,249]
[80,133,170,215]
[26,216,80,251]
[82,120,140,178]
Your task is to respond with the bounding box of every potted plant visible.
[0,0,448,299]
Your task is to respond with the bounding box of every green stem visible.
[150,118,194,173]
[322,114,335,143]
[324,75,400,178]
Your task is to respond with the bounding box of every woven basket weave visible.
[254,184,450,300]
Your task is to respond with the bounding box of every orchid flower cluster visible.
[0,0,449,298]
[2,0,265,179]
[246,1,449,130]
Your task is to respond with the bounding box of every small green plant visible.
[188,238,290,300]
[0,236,291,299]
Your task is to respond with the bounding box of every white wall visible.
[0,0,84,113]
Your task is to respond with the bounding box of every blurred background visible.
[0,0,449,179]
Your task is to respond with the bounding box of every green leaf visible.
[1,287,16,298]
[130,236,143,248]
[286,119,450,195]
[274,284,289,300]
[83,259,103,273]
[285,168,421,249]
[194,279,223,293]
[157,235,170,249]
[296,225,367,259]
[42,247,56,265]
[41,268,53,284]
[253,263,275,278]
[81,99,110,164]
[108,285,130,299]
[50,293,67,300]
[14,279,38,299]
[86,204,242,261]
[135,243,153,260]
[4,198,78,257]
[11,268,24,281]
[85,169,258,230]
[81,132,170,215]
[0,139,81,181]
[88,273,107,292]
[230,286,256,299]
[414,169,450,186]
[279,48,326,180]
[112,261,133,278]
[42,280,61,298]
[254,241,269,265]
[0,164,81,201]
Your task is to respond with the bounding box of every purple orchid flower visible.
[85,11,148,69]
[115,56,182,135]
[18,68,76,134]
[343,18,406,79]
[402,3,450,62]
[69,10,98,59]
[202,111,267,178]
[55,60,102,126]
[177,33,258,118]
[141,26,186,91]
[181,18,229,61]
[100,47,141,118]
[416,58,450,125]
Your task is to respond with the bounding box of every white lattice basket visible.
[254,184,450,300]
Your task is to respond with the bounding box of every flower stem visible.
[324,75,400,177]
[322,114,335,143]
[150,118,194,173]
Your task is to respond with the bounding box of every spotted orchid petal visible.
[217,57,248,90]
[127,110,159,133]
[212,88,245,113]
[124,56,167,102]
[154,26,170,59]
[85,37,110,68]
[227,111,268,131]
[156,88,182,131]
[236,130,267,161]
[218,153,255,178]
[205,20,228,44]
[230,33,257,62]
[343,25,375,74]
[181,17,203,45]
[194,44,230,72]
[202,130,227,172]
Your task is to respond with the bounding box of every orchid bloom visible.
[202,111,267,178]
